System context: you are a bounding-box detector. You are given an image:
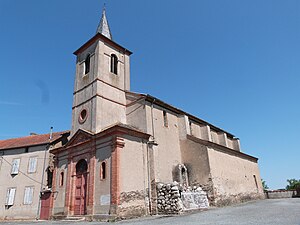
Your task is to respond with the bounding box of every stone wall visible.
[156,182,209,214]
[181,186,209,210]
[266,190,297,199]
[118,190,148,218]
[213,193,264,207]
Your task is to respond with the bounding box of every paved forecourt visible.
[1,198,300,225]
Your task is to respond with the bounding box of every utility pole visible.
[36,127,53,220]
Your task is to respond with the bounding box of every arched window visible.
[84,54,90,74]
[100,161,106,180]
[76,159,88,174]
[60,171,64,186]
[110,54,118,75]
[46,166,53,188]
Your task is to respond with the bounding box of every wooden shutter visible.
[6,188,16,205]
[24,187,34,204]
[28,157,37,173]
[29,188,33,204]
[11,159,20,175]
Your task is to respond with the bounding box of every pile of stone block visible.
[181,186,209,210]
[156,182,184,214]
[156,182,209,214]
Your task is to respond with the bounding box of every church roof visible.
[125,91,236,138]
[96,7,112,40]
[0,131,70,150]
[145,94,236,138]
[73,33,132,56]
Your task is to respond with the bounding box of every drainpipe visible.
[148,98,155,214]
[36,127,53,220]
[147,98,159,215]
[146,140,158,215]
[146,142,151,215]
[124,50,126,90]
[150,99,156,139]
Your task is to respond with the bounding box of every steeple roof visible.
[96,7,112,40]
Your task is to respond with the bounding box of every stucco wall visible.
[72,100,95,135]
[98,42,129,91]
[52,157,68,216]
[126,98,147,133]
[118,135,149,217]
[189,120,240,151]
[94,137,112,215]
[95,94,126,132]
[72,42,98,135]
[72,39,130,136]
[227,138,233,149]
[180,140,211,188]
[119,136,147,193]
[210,130,219,145]
[145,104,182,183]
[0,145,49,220]
[207,146,264,205]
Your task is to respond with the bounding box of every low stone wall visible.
[118,190,148,218]
[181,186,209,210]
[213,193,265,206]
[265,190,297,199]
[156,182,209,214]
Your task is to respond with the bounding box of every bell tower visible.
[71,8,132,135]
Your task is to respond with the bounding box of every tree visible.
[286,179,300,190]
[261,179,269,191]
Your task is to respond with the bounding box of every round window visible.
[78,109,88,124]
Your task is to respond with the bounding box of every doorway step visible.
[63,216,86,221]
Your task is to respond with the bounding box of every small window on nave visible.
[163,110,168,127]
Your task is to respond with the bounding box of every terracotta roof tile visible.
[0,131,70,150]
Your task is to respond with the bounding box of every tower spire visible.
[96,5,113,40]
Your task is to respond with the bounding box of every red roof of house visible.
[0,131,69,150]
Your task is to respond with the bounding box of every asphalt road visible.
[2,198,300,225]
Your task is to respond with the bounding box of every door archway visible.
[74,159,88,215]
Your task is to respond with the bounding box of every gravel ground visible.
[1,198,300,225]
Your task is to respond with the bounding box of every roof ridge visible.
[0,130,69,142]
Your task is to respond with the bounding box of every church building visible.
[0,8,264,220]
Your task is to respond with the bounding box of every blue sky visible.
[0,0,299,189]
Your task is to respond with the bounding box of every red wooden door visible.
[40,192,51,220]
[74,174,87,215]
